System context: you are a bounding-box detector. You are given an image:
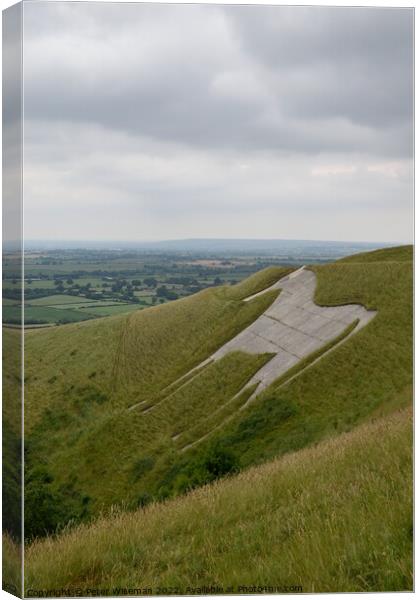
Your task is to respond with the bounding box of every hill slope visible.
[18,246,412,593]
[143,245,412,495]
[25,407,412,593]
[23,267,290,530]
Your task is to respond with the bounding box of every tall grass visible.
[25,408,412,593]
[2,533,21,597]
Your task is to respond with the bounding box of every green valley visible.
[3,245,413,594]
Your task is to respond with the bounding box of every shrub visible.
[131,456,155,482]
[24,467,91,540]
[170,442,240,494]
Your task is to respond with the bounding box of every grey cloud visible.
[23,119,413,243]
[227,6,413,130]
[20,2,414,244]
[23,3,413,157]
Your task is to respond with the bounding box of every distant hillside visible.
[21,237,393,258]
[339,244,413,263]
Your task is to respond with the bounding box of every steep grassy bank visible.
[25,407,413,593]
[24,267,290,533]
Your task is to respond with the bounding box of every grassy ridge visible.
[339,244,413,264]
[24,407,413,593]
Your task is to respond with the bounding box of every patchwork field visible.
[3,249,293,326]
[28,295,98,306]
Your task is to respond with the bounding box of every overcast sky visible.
[21,2,413,243]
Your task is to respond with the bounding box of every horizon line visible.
[6,237,410,246]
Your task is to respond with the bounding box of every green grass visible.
[2,298,19,306]
[134,290,154,297]
[176,383,259,451]
[260,318,359,396]
[5,306,96,325]
[50,302,118,310]
[29,295,97,306]
[339,244,413,263]
[24,407,412,593]
[4,298,143,325]
[53,351,274,509]
[25,280,56,289]
[23,267,288,518]
[76,304,142,317]
[21,249,413,591]
[174,319,360,453]
[2,328,22,541]
[188,247,412,471]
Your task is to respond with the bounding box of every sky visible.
[18,2,414,243]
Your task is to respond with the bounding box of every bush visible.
[170,443,240,494]
[131,456,155,482]
[199,444,239,478]
[24,467,91,540]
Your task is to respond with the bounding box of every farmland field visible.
[3,250,293,325]
[29,295,98,306]
[2,243,390,326]
[3,306,95,325]
[76,304,145,317]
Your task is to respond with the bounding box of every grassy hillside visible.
[3,328,22,596]
[24,247,413,518]
[140,245,412,495]
[24,407,412,593]
[339,244,413,263]
[25,266,288,425]
[21,246,412,592]
[3,328,22,539]
[23,267,290,533]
